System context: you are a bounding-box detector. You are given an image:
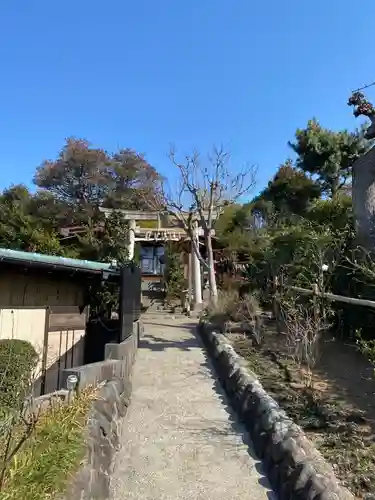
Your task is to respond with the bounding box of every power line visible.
[352,81,375,93]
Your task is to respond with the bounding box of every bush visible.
[206,289,260,325]
[0,339,38,410]
[164,243,185,302]
[237,293,261,322]
[0,389,94,500]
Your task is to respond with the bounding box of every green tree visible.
[81,211,131,317]
[29,191,73,231]
[34,139,162,225]
[30,137,163,268]
[34,138,110,225]
[214,204,244,235]
[306,194,353,231]
[103,148,162,210]
[289,119,371,198]
[257,160,321,215]
[164,242,185,303]
[0,186,65,255]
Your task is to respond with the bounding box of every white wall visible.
[0,307,47,393]
[0,307,87,395]
[0,269,89,394]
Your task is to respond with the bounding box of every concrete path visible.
[110,314,273,500]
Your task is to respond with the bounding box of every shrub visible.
[206,289,260,325]
[0,389,94,499]
[237,293,261,322]
[0,339,38,410]
[164,243,185,302]
[206,289,239,322]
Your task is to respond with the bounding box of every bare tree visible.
[344,245,375,283]
[152,146,256,304]
[281,293,330,388]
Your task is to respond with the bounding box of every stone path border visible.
[61,378,132,500]
[110,313,272,500]
[199,321,354,500]
[60,321,141,500]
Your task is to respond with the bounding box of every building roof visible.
[0,248,120,277]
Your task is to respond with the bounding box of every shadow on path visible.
[140,332,200,351]
[142,321,195,330]
[200,342,275,498]
[140,316,275,498]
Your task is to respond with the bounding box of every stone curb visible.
[62,377,132,500]
[198,321,354,500]
[55,321,142,500]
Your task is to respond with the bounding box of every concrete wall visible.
[61,319,143,392]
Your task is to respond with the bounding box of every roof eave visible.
[0,256,119,278]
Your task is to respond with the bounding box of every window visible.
[140,245,165,275]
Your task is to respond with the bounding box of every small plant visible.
[356,329,375,375]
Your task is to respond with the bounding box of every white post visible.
[127,219,136,260]
[192,226,202,308]
[183,251,193,316]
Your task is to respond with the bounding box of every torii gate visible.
[99,208,212,309]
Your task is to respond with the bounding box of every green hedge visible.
[0,339,38,409]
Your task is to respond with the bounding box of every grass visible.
[230,327,375,498]
[0,390,94,500]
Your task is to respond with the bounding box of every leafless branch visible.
[280,293,331,387]
[344,246,375,285]
[141,144,256,301]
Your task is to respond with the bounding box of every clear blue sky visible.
[1,0,374,196]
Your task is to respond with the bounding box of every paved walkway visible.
[110,313,273,500]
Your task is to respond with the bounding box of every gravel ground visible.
[110,313,273,500]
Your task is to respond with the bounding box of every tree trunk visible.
[352,146,375,251]
[206,232,218,305]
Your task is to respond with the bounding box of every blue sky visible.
[1,0,374,197]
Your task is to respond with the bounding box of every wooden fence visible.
[272,276,375,335]
[288,285,375,309]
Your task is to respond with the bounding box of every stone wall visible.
[63,378,131,500]
[199,322,354,500]
[61,319,142,500]
[30,319,143,500]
